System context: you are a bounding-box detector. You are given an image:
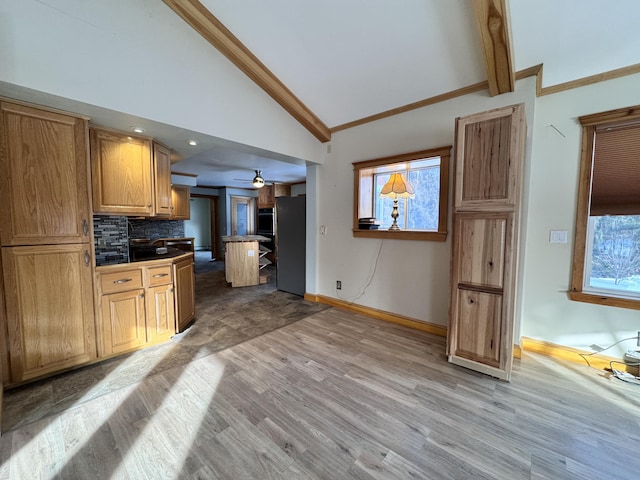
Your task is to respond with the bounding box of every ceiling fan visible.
[234,170,280,189]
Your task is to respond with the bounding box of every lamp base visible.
[388,199,401,231]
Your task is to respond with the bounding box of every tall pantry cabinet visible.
[447,104,526,381]
[0,101,97,384]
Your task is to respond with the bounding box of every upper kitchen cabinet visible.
[153,142,173,217]
[0,101,92,246]
[91,127,153,216]
[170,185,190,220]
[258,183,291,208]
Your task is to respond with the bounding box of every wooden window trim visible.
[570,105,640,310]
[352,146,451,241]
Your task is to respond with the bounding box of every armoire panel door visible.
[454,103,525,210]
[452,289,503,367]
[455,214,511,290]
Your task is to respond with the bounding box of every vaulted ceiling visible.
[4,1,638,188]
[164,0,640,186]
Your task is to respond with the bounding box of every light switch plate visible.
[549,230,568,244]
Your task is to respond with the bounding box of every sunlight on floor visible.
[111,355,225,478]
[526,353,640,415]
[2,349,226,479]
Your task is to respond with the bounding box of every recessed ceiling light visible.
[131,126,144,133]
[187,140,198,146]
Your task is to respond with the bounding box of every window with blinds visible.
[570,106,640,308]
[591,122,640,216]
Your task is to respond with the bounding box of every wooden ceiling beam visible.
[472,0,515,96]
[163,0,331,143]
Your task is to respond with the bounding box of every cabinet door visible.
[454,104,525,210]
[448,212,517,380]
[451,289,503,367]
[90,128,153,215]
[174,257,195,332]
[2,244,96,382]
[258,184,274,208]
[146,284,175,343]
[153,142,172,217]
[170,185,191,220]
[100,289,146,356]
[0,101,91,246]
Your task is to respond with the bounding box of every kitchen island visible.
[222,235,272,287]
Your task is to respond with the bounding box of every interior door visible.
[230,195,255,236]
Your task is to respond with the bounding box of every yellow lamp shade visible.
[379,173,414,199]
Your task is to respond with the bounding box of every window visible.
[353,146,450,241]
[570,105,640,309]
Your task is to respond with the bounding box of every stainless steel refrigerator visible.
[275,196,305,296]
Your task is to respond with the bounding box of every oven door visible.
[257,209,275,235]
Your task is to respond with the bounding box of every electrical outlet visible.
[637,331,640,347]
[336,280,342,290]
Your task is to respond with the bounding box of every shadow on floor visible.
[2,253,327,431]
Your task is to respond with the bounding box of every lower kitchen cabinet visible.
[147,284,175,343]
[96,254,193,358]
[173,256,195,332]
[100,288,147,356]
[1,244,97,383]
[97,263,174,357]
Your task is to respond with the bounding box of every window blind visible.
[591,123,640,216]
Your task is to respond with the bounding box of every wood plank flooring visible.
[1,308,639,479]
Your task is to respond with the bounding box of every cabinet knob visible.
[113,278,132,284]
[153,273,169,278]
[84,250,90,266]
[139,293,145,299]
[82,219,89,236]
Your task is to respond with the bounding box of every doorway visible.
[230,195,256,236]
[185,194,220,260]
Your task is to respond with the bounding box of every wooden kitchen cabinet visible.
[90,128,154,216]
[153,142,173,217]
[0,100,96,387]
[96,258,189,357]
[173,255,195,332]
[100,288,147,356]
[145,264,175,343]
[147,283,175,344]
[170,185,191,220]
[0,101,92,246]
[98,266,146,356]
[258,183,291,208]
[447,104,525,381]
[2,244,97,382]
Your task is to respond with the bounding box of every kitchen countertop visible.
[221,235,271,243]
[95,251,193,272]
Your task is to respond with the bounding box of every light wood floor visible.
[1,308,639,479]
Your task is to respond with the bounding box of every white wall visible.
[312,73,640,357]
[0,0,324,164]
[312,77,537,327]
[520,73,640,356]
[291,183,307,197]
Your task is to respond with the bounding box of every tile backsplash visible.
[93,216,186,265]
[128,218,185,240]
[93,216,129,265]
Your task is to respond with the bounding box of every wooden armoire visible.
[447,103,526,380]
